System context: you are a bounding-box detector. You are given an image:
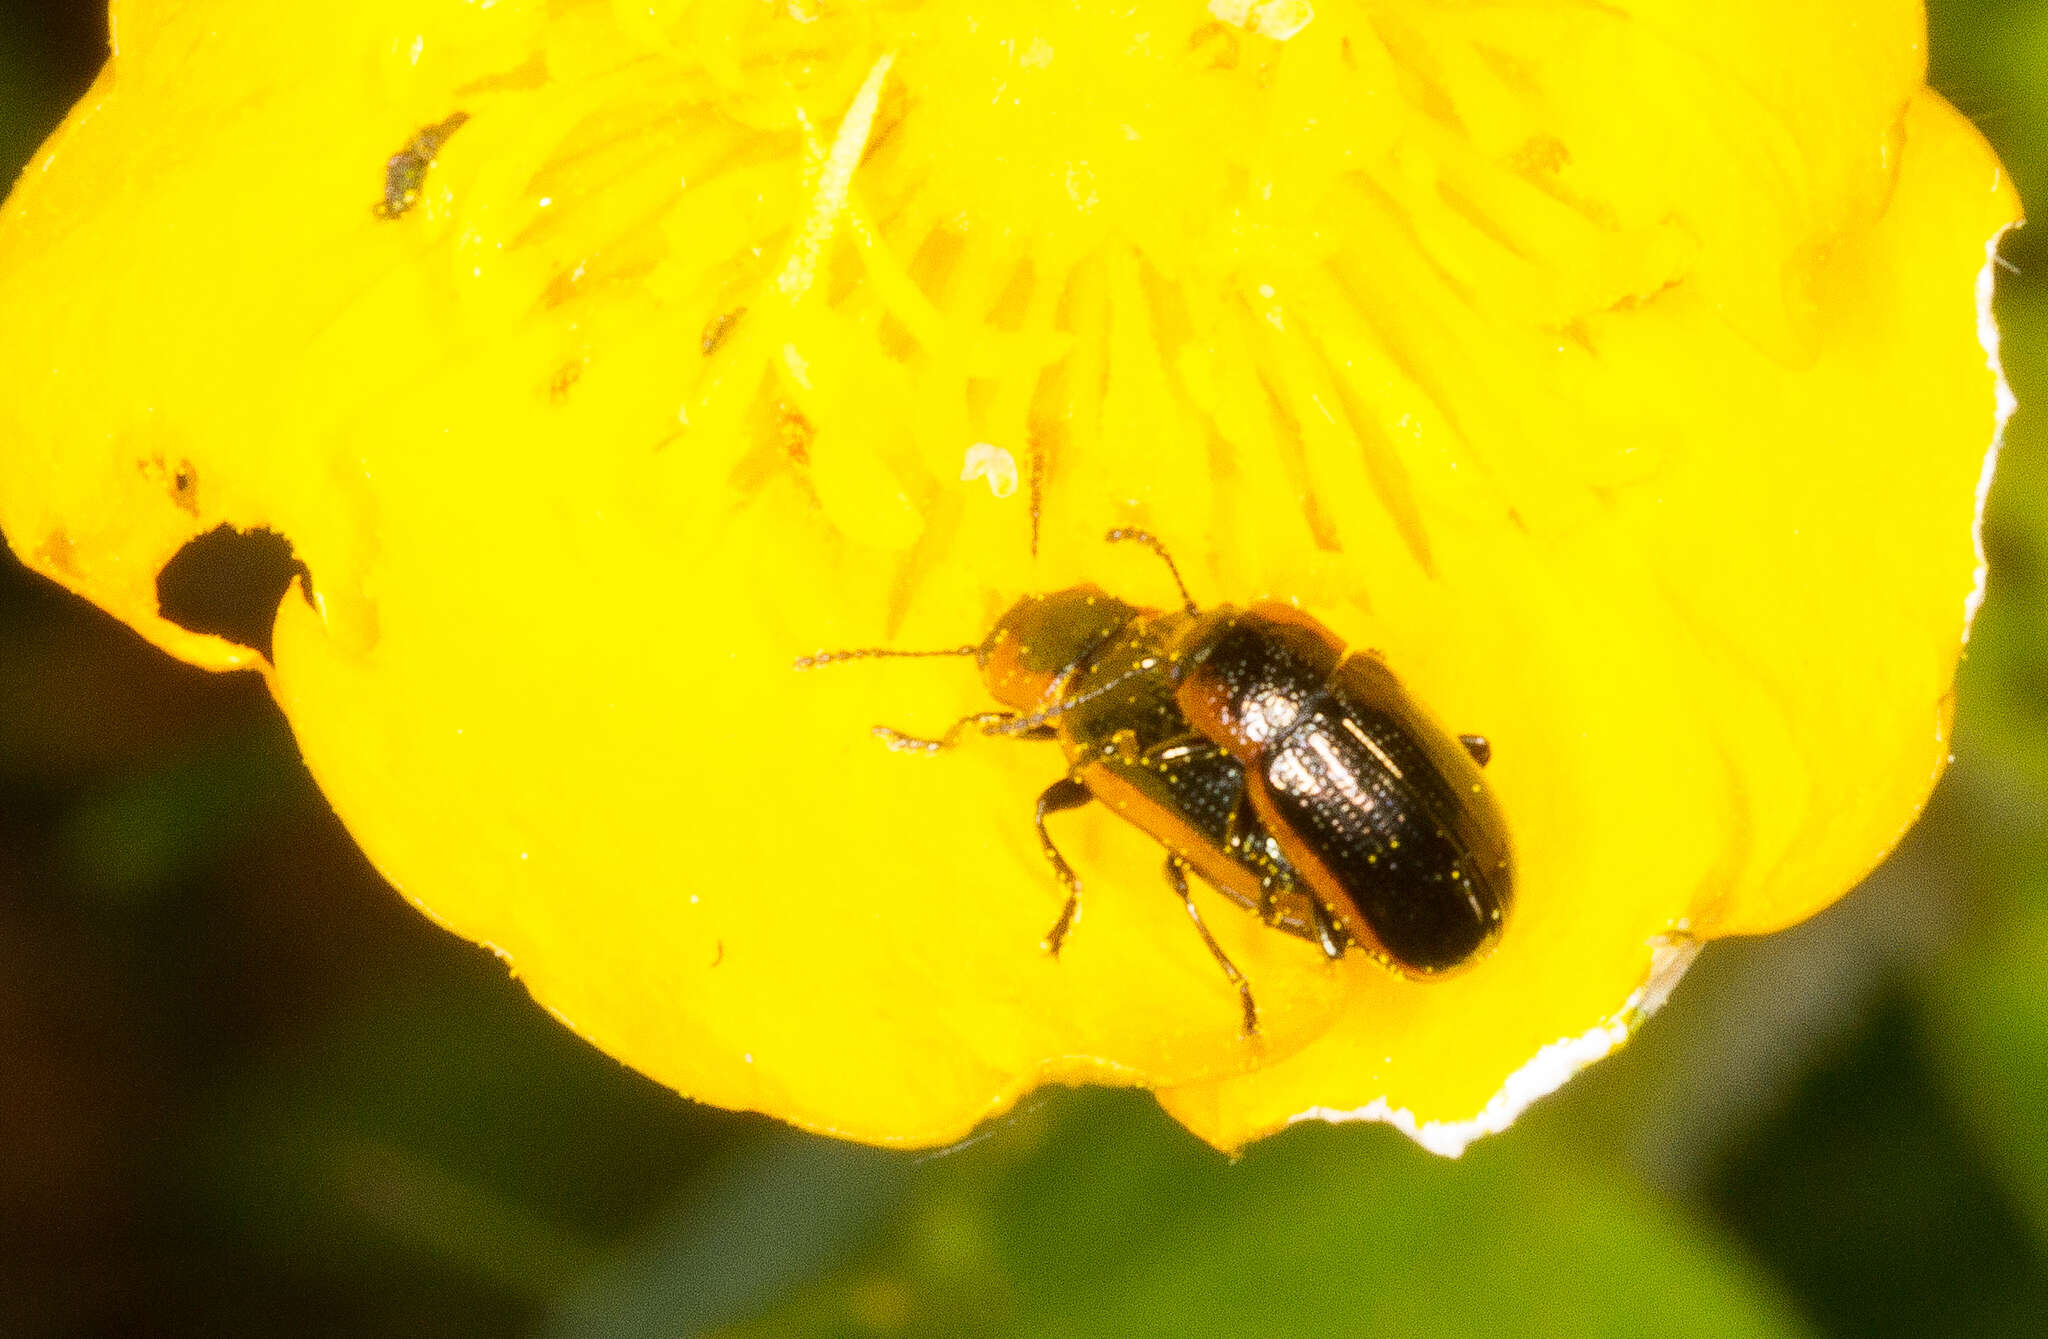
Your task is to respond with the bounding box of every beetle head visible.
[978,585,1139,713]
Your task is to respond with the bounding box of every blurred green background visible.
[3,3,2047,1334]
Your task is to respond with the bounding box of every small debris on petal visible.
[961,443,1019,499]
[1208,0,1314,42]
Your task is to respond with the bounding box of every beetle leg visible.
[1163,855,1258,1036]
[874,711,1030,753]
[1217,792,1283,926]
[1305,897,1350,960]
[1458,734,1492,768]
[1034,777,1094,954]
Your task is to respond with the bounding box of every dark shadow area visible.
[0,0,105,74]
[1707,992,2048,1339]
[1,538,742,1339]
[0,0,107,178]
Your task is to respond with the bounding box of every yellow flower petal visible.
[0,0,2017,1151]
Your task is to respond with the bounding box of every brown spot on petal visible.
[700,308,746,356]
[136,455,200,514]
[36,530,77,577]
[454,52,548,97]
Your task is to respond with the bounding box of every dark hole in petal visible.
[156,525,313,661]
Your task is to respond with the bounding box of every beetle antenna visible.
[794,644,978,670]
[1105,528,1198,615]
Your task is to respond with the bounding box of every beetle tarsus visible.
[1035,777,1093,953]
[873,711,1018,753]
[1164,855,1258,1036]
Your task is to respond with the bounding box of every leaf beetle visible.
[797,530,1513,1033]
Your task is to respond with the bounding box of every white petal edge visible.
[1965,219,2023,633]
[1287,936,1704,1158]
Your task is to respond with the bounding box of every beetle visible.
[796,530,1512,1033]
